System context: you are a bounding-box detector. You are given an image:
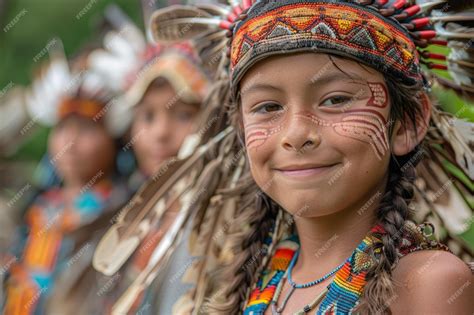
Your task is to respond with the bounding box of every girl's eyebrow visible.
[310,72,368,87]
[240,82,282,97]
[241,71,371,97]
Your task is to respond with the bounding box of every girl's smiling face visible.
[239,53,397,217]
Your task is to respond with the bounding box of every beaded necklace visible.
[271,250,344,314]
[244,222,449,315]
[244,239,299,315]
[244,226,380,315]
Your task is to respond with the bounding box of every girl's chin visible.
[286,207,339,217]
[275,197,348,217]
[270,187,339,206]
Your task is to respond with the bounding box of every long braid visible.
[203,71,281,313]
[207,191,279,314]
[353,71,427,314]
[356,150,419,314]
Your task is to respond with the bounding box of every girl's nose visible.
[280,113,322,153]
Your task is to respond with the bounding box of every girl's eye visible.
[252,102,283,114]
[320,96,352,107]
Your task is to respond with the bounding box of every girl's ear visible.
[391,92,431,156]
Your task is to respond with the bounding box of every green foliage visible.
[0,0,142,161]
[0,0,142,87]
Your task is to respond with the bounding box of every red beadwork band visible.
[230,2,421,89]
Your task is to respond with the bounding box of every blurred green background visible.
[0,0,142,87]
[0,0,143,161]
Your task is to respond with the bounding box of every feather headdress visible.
[150,0,474,98]
[87,5,212,137]
[23,38,126,136]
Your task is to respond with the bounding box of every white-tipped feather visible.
[25,54,71,126]
[150,5,220,43]
[88,51,133,85]
[431,110,474,180]
[103,31,138,60]
[87,41,142,93]
[87,6,146,96]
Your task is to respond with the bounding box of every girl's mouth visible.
[275,163,339,178]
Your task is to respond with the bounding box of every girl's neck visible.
[291,177,386,282]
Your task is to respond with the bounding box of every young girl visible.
[87,9,212,186]
[3,45,130,315]
[146,0,473,313]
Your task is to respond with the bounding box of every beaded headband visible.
[231,1,421,88]
[121,42,212,107]
[150,0,474,99]
[57,99,105,122]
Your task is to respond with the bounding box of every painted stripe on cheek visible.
[245,124,284,150]
[333,109,389,160]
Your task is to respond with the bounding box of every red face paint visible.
[291,110,389,160]
[332,109,389,160]
[367,82,388,108]
[245,123,284,150]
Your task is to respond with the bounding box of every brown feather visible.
[93,128,233,276]
[150,5,218,42]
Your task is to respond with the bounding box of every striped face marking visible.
[245,111,330,150]
[332,109,389,160]
[244,83,390,160]
[245,122,284,150]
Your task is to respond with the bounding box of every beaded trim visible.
[244,238,299,314]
